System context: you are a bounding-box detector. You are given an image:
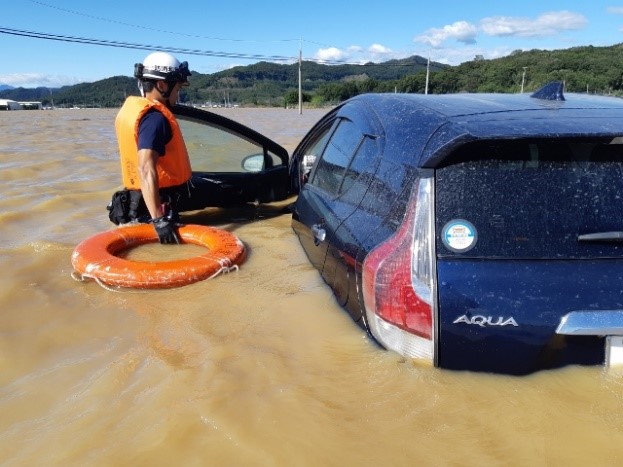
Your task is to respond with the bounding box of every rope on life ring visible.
[70,223,246,289]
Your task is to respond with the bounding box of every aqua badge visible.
[442,219,477,253]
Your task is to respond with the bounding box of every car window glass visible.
[299,124,332,181]
[302,125,332,160]
[311,119,363,195]
[339,136,377,201]
[177,117,278,172]
[436,140,623,259]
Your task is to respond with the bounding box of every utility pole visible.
[521,67,527,93]
[298,39,303,115]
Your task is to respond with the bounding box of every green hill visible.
[3,44,623,108]
[0,55,446,108]
[427,44,623,95]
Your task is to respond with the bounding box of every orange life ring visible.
[71,223,246,289]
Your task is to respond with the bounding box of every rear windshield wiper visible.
[578,231,623,242]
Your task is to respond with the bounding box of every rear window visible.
[435,139,623,259]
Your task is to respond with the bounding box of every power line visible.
[0,26,297,61]
[0,26,426,68]
[28,0,302,44]
[19,2,429,69]
[26,1,370,58]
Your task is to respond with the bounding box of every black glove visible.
[152,217,181,244]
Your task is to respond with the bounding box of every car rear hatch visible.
[435,138,623,374]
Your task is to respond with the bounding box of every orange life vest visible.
[115,96,192,189]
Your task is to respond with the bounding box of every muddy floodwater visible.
[2,107,623,466]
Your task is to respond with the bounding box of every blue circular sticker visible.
[442,220,477,253]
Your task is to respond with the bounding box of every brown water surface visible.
[1,108,623,466]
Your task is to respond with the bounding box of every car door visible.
[292,105,380,308]
[322,134,380,316]
[172,105,290,209]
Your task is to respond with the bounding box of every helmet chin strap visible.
[157,81,176,100]
[139,79,177,106]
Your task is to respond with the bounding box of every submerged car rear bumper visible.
[556,310,623,336]
[436,259,620,374]
[556,310,623,367]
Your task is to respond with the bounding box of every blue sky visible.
[2,0,623,88]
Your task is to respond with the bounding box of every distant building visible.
[0,99,43,110]
[20,101,42,110]
[0,99,22,110]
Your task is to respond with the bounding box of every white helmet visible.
[134,52,191,83]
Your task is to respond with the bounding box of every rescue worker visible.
[109,51,192,244]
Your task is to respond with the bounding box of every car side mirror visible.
[241,154,264,172]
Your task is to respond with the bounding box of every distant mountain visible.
[0,84,14,91]
[4,45,623,107]
[0,86,58,101]
[0,55,446,107]
[182,56,451,106]
[0,77,135,107]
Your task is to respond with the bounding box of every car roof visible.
[342,84,623,167]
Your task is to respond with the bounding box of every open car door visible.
[172,105,291,209]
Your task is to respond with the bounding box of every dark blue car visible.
[289,83,623,375]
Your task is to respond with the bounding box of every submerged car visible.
[172,86,623,375]
[288,83,623,375]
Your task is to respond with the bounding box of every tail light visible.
[362,177,436,361]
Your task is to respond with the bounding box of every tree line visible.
[3,43,623,108]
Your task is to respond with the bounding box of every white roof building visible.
[0,100,43,110]
[0,99,22,110]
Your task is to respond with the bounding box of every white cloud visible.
[0,73,84,88]
[480,11,587,38]
[314,47,348,62]
[310,10,590,69]
[607,6,623,14]
[413,11,587,51]
[313,43,394,64]
[368,43,392,55]
[346,45,364,54]
[414,21,478,48]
